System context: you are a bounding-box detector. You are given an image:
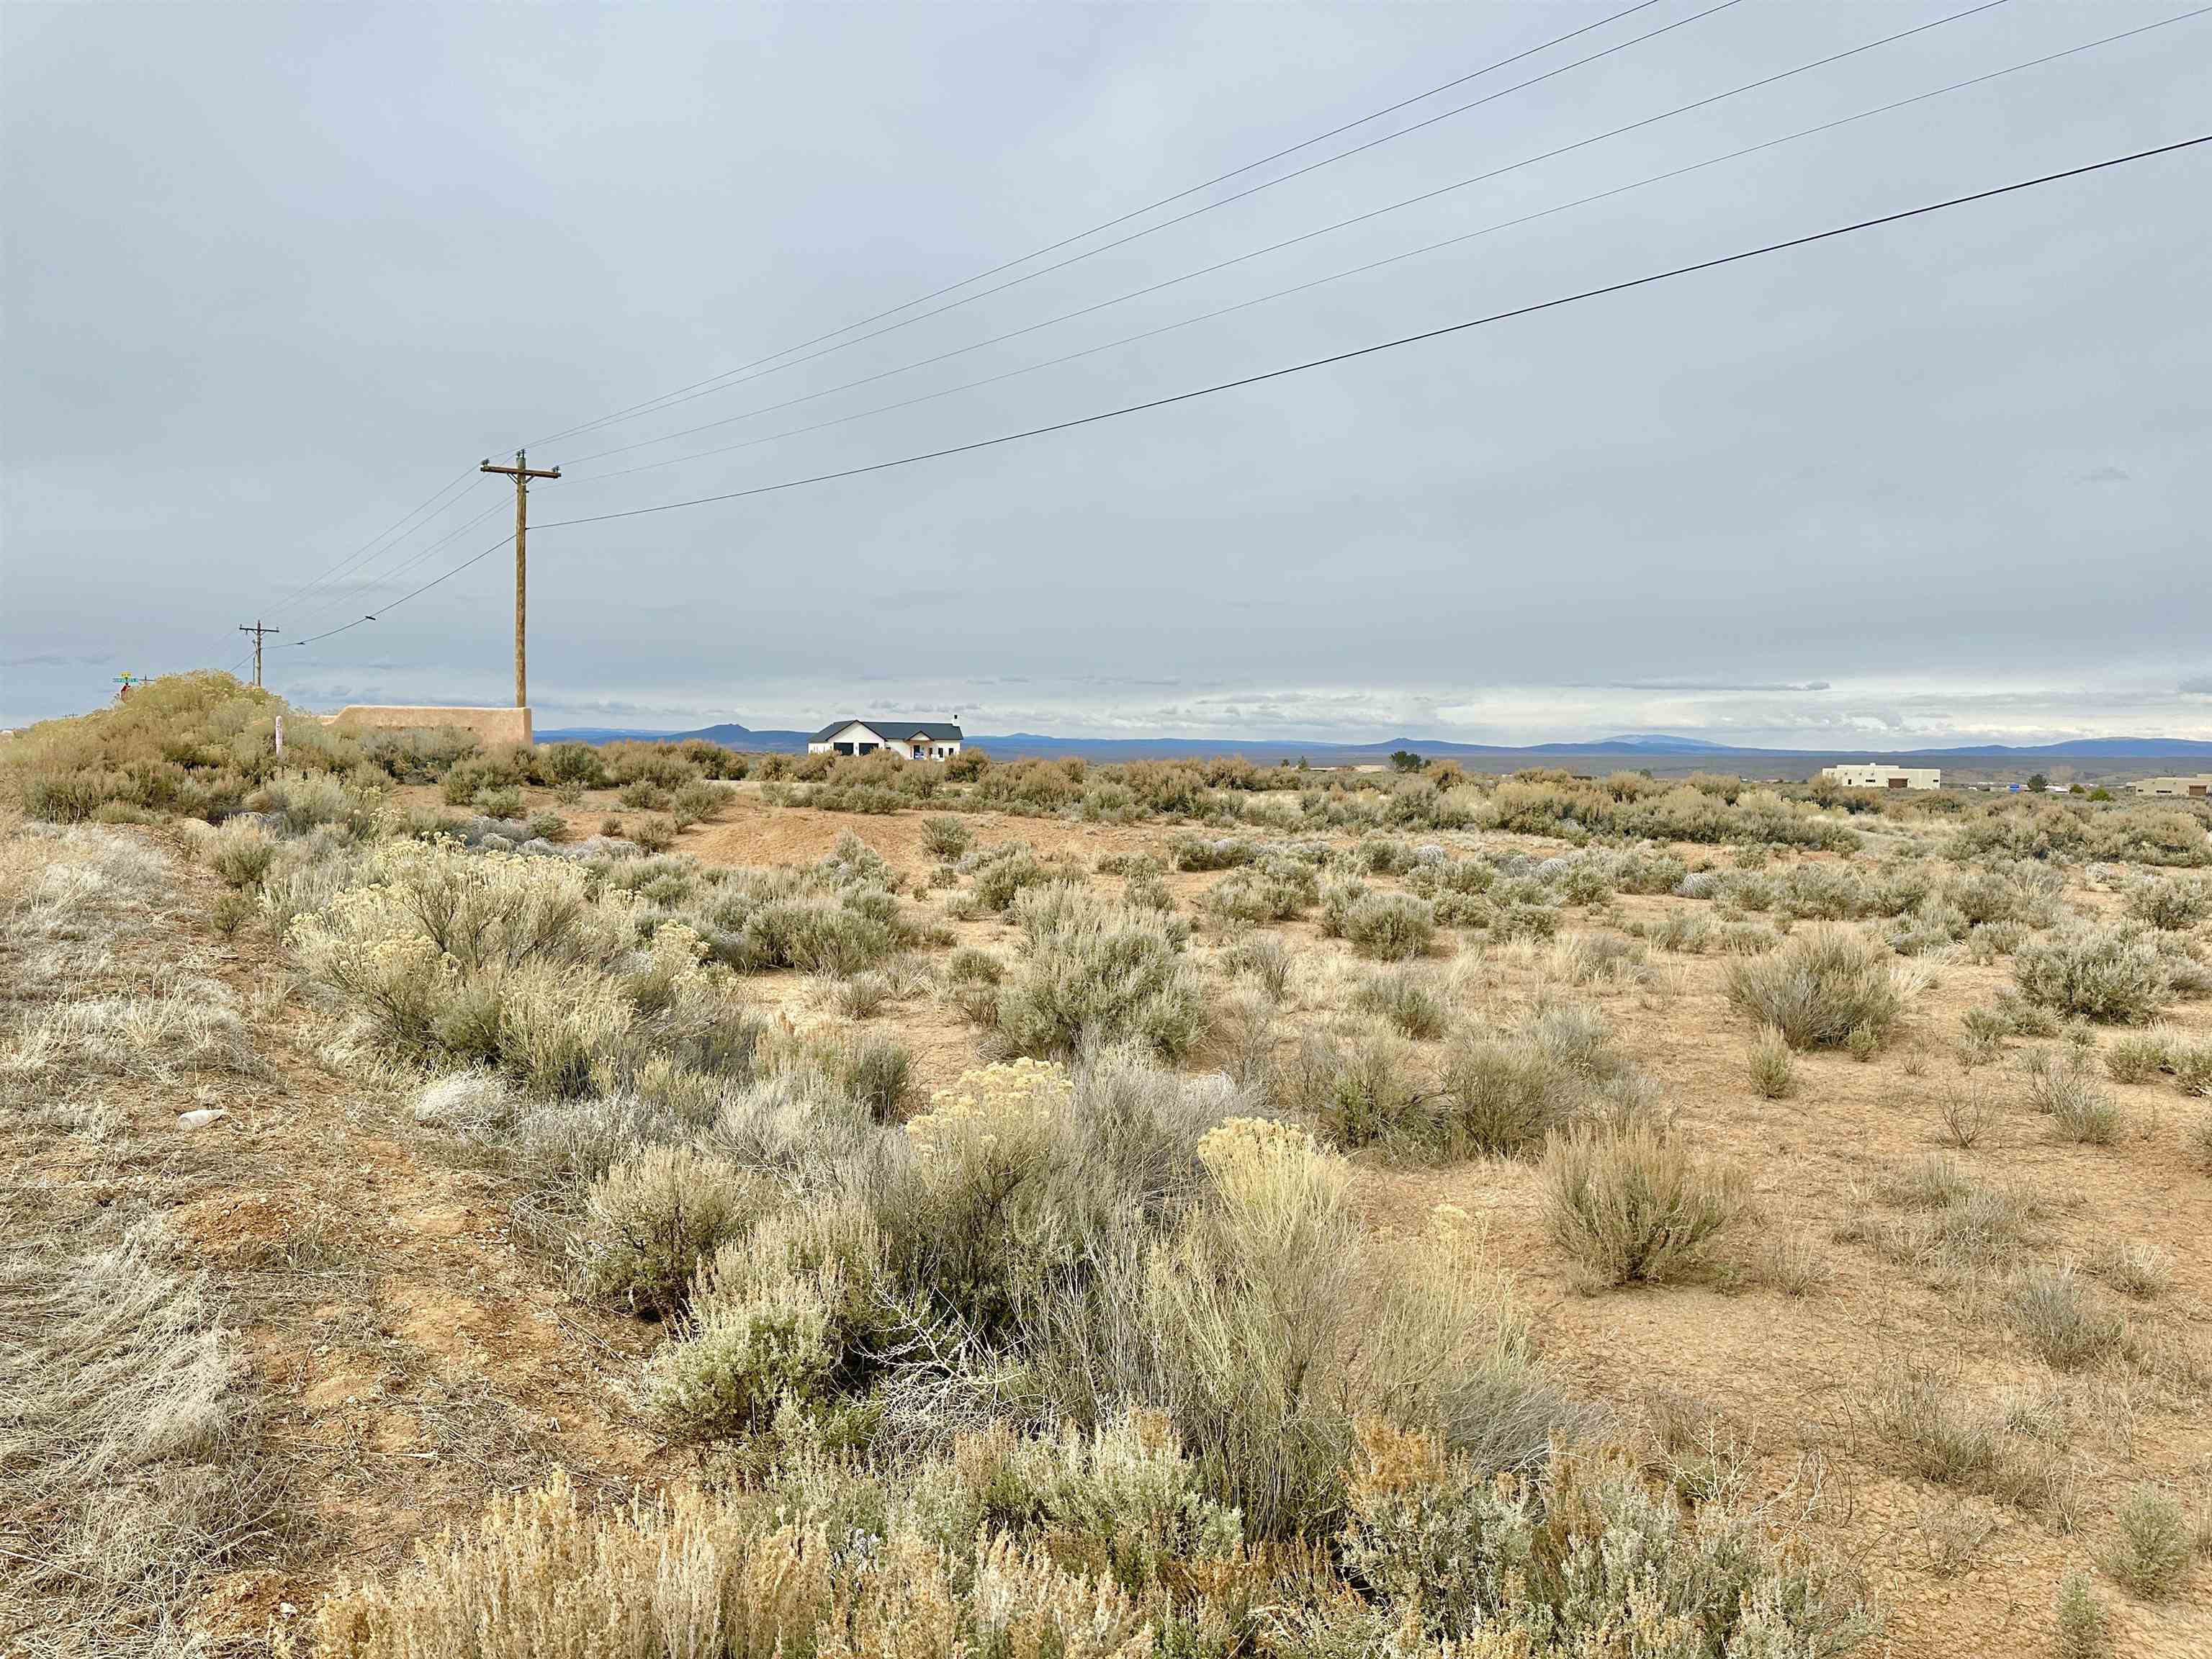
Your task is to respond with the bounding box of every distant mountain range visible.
[534,722,2212,768]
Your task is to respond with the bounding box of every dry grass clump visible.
[1866,1156,2045,1285]
[1746,1025,1796,1099]
[2101,1483,2191,1599]
[992,886,1205,1059]
[2013,924,2172,1025]
[1870,1360,1998,1486]
[2008,1262,2126,1371]
[2025,1048,2128,1146]
[1,1228,283,1642]
[1540,1110,1748,1290]
[1725,925,1910,1051]
[2087,1238,2172,1300]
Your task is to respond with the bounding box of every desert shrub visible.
[2103,1028,2171,1082]
[1748,1026,1796,1099]
[962,841,1056,912]
[473,783,525,820]
[205,819,276,887]
[2007,1262,2123,1370]
[1169,833,1256,871]
[994,888,1204,1059]
[842,1033,912,1120]
[2123,876,2211,931]
[1352,965,1447,1040]
[1341,890,1435,961]
[2014,925,2171,1025]
[1726,925,1907,1050]
[1545,931,1647,986]
[2103,1483,2190,1599]
[1202,856,1318,923]
[1143,1126,1568,1534]
[1541,1111,1746,1290]
[2170,1038,2212,1094]
[669,779,725,828]
[571,1144,775,1318]
[1223,931,1292,1000]
[920,814,971,860]
[1291,1028,1423,1148]
[536,740,603,786]
[1426,1033,1586,1159]
[1335,1431,1869,1653]
[631,815,676,853]
[2054,1569,2108,1658]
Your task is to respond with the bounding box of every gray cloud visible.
[3,1,2208,742]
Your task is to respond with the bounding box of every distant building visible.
[808,719,964,761]
[1820,763,1941,791]
[2130,774,2212,799]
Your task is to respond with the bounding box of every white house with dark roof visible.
[808,719,965,761]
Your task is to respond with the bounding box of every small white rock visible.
[175,1107,228,1130]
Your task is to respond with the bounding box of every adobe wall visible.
[326,705,533,746]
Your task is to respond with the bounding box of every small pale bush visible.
[1748,1026,1795,1099]
[1727,925,1908,1050]
[1341,890,1436,961]
[1541,1112,1748,1290]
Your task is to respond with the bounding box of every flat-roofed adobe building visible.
[807,719,964,761]
[2131,775,2212,798]
[1819,763,1942,791]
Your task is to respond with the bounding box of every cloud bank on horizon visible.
[3,1,2208,745]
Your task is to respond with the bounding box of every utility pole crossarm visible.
[237,620,281,687]
[480,449,559,709]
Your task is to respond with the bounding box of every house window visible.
[857,742,877,755]
[833,742,855,755]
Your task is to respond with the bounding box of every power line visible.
[556,0,2043,477]
[561,7,2212,489]
[279,131,2211,661]
[526,0,1752,451]
[270,495,513,644]
[222,468,490,673]
[249,0,1688,673]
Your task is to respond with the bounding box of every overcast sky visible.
[4,0,2208,745]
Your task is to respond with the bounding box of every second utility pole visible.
[480,449,560,708]
[237,619,281,687]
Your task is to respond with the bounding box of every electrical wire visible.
[278,130,2212,661]
[526,0,1753,451]
[221,468,490,673]
[559,6,2212,488]
[555,0,2050,477]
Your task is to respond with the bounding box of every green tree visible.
[1390,750,1426,773]
[2028,773,2049,792]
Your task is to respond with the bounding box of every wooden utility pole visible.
[480,449,560,708]
[237,620,281,687]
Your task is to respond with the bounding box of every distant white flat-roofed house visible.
[808,719,964,761]
[2131,774,2212,798]
[1820,763,1941,791]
